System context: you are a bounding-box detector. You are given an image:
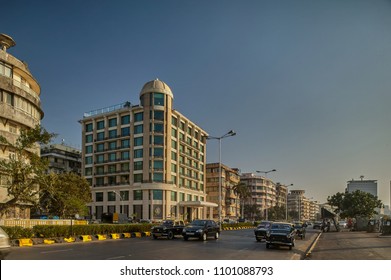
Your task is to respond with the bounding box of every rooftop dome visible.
[140,79,173,98]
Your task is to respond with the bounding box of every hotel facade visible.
[80,79,216,222]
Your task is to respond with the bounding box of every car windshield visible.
[191,220,207,226]
[162,220,174,226]
[294,223,303,228]
[271,224,292,231]
[258,223,271,228]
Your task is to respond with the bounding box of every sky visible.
[3,0,391,205]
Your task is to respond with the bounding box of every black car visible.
[265,222,296,250]
[151,220,185,239]
[182,219,220,241]
[254,221,273,242]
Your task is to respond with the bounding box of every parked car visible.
[182,219,220,241]
[293,222,306,239]
[151,220,185,240]
[0,227,11,260]
[339,220,348,229]
[313,221,323,229]
[254,221,273,242]
[265,222,296,250]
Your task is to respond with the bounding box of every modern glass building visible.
[80,79,216,222]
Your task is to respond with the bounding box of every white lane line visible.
[106,256,125,260]
[41,249,73,254]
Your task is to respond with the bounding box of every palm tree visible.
[233,182,251,219]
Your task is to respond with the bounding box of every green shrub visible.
[1,226,34,239]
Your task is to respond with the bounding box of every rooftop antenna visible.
[0,34,16,52]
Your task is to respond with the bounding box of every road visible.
[6,228,318,260]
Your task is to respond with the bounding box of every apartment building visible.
[40,143,81,175]
[80,79,216,222]
[206,163,241,220]
[0,34,44,218]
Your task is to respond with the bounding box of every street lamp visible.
[113,191,124,214]
[284,184,294,221]
[256,169,277,221]
[207,130,236,230]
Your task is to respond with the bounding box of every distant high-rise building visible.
[0,34,44,219]
[346,177,378,197]
[79,79,216,221]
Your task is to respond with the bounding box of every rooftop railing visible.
[83,101,131,118]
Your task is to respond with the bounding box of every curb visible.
[303,232,322,259]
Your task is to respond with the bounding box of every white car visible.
[0,227,11,260]
[338,220,348,228]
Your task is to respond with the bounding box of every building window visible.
[109,141,116,150]
[171,140,177,149]
[171,191,177,202]
[153,160,163,170]
[134,112,143,122]
[151,147,163,158]
[121,115,130,125]
[85,167,92,176]
[109,118,117,127]
[85,145,93,154]
[171,151,177,161]
[96,177,104,186]
[121,139,130,148]
[179,193,185,201]
[121,162,130,171]
[172,116,177,127]
[85,156,92,165]
[134,137,143,146]
[120,191,129,201]
[121,127,130,136]
[121,151,129,160]
[153,110,164,121]
[109,129,117,139]
[171,163,177,172]
[108,192,116,201]
[134,124,143,134]
[109,153,116,161]
[108,165,116,173]
[134,149,143,158]
[152,123,164,133]
[134,190,143,200]
[97,120,105,130]
[96,154,104,163]
[153,93,164,106]
[171,128,177,138]
[134,161,143,171]
[97,132,104,141]
[153,135,164,146]
[153,190,163,200]
[134,174,142,183]
[96,192,103,202]
[96,143,104,152]
[85,134,93,143]
[85,123,93,132]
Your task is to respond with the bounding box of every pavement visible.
[305,230,391,260]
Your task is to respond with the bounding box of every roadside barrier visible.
[143,231,151,237]
[97,234,107,240]
[110,233,120,239]
[80,235,92,242]
[18,238,33,247]
[44,239,55,244]
[122,233,131,238]
[133,232,142,238]
[64,237,75,243]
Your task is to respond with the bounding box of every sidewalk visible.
[306,230,391,260]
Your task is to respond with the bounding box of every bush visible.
[1,226,34,239]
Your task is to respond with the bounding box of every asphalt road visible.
[6,228,318,260]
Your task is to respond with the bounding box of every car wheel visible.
[167,231,174,240]
[289,245,292,250]
[201,233,207,241]
[215,232,219,239]
[152,234,157,240]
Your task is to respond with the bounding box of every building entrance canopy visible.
[178,201,218,208]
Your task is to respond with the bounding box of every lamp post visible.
[256,169,276,221]
[113,191,124,214]
[207,130,236,231]
[284,184,294,221]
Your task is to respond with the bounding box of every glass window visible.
[171,116,177,127]
[153,190,163,200]
[109,153,116,161]
[96,177,104,186]
[171,163,177,172]
[171,191,177,202]
[85,123,93,132]
[96,192,103,202]
[97,120,105,130]
[134,149,143,158]
[108,192,116,201]
[121,151,129,160]
[171,128,177,138]
[134,190,143,200]
[108,165,116,173]
[96,143,104,152]
[109,118,117,127]
[109,129,117,138]
[121,139,130,148]
[171,140,177,149]
[85,134,93,143]
[134,137,143,146]
[153,93,164,106]
[153,135,164,146]
[85,156,92,165]
[109,141,116,150]
[120,191,129,201]
[153,160,163,170]
[171,151,177,161]
[121,115,130,125]
[152,147,163,157]
[153,110,164,121]
[85,167,92,176]
[153,123,164,133]
[134,112,143,122]
[85,145,93,154]
[153,173,163,182]
[179,193,185,201]
[121,162,130,171]
[96,154,104,163]
[134,124,143,134]
[134,161,143,170]
[97,132,105,141]
[121,127,130,136]
[134,174,143,183]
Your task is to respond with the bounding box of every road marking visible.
[106,256,125,260]
[41,249,73,254]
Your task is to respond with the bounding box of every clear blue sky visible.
[3,0,391,205]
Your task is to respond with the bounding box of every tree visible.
[327,190,383,219]
[268,205,286,221]
[39,172,91,218]
[232,182,251,218]
[0,125,55,216]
